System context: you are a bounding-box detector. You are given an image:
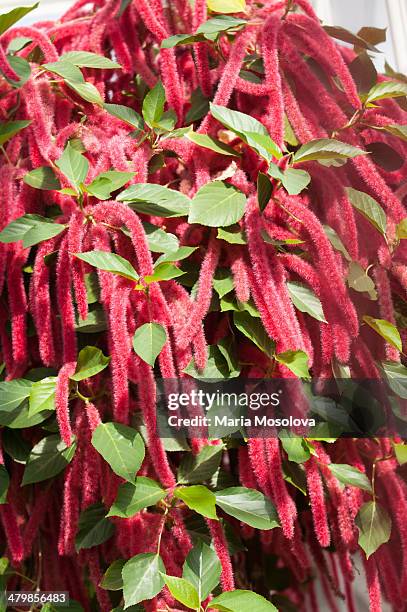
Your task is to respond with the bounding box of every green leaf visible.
[118,183,190,217]
[287,281,326,322]
[0,465,9,504]
[293,138,366,164]
[100,559,125,591]
[184,345,238,380]
[186,87,210,123]
[60,51,121,69]
[144,262,185,283]
[394,443,407,465]
[396,218,407,239]
[75,308,107,333]
[323,225,351,261]
[104,103,144,130]
[346,262,376,297]
[161,575,200,609]
[70,346,110,381]
[43,60,84,82]
[207,0,246,14]
[186,132,238,156]
[122,553,165,607]
[75,251,139,282]
[197,14,247,37]
[0,119,31,147]
[0,4,38,36]
[178,445,223,484]
[75,502,115,551]
[161,33,203,48]
[24,167,61,190]
[183,541,221,601]
[0,214,41,244]
[142,81,165,128]
[22,435,76,485]
[142,222,179,253]
[188,181,246,227]
[22,220,66,248]
[381,360,407,399]
[233,311,274,356]
[155,246,197,266]
[108,477,166,518]
[209,590,277,612]
[28,376,56,416]
[363,316,402,352]
[328,464,372,492]
[154,109,177,132]
[275,350,310,379]
[257,172,272,212]
[66,80,104,106]
[280,436,310,464]
[346,187,386,236]
[379,124,407,144]
[212,268,234,298]
[132,322,167,367]
[0,379,32,413]
[174,485,218,520]
[217,225,247,244]
[3,55,31,88]
[7,36,32,53]
[209,104,281,161]
[366,81,407,104]
[86,171,135,200]
[56,142,89,189]
[356,501,391,558]
[91,422,145,483]
[215,487,279,530]
[280,168,311,196]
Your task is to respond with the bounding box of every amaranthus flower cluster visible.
[0,0,407,610]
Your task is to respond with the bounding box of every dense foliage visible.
[1,0,407,610]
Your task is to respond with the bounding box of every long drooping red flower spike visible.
[192,0,212,97]
[55,362,77,446]
[56,237,77,363]
[67,211,89,322]
[304,456,331,547]
[206,519,235,591]
[261,16,284,147]
[230,249,250,303]
[363,556,382,612]
[7,249,29,369]
[265,438,297,539]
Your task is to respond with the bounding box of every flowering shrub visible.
[0,0,407,610]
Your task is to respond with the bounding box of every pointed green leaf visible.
[22,221,65,248]
[356,501,391,558]
[75,502,115,551]
[29,376,57,416]
[293,138,366,163]
[280,436,311,464]
[328,464,372,492]
[0,465,9,504]
[233,311,275,356]
[186,132,238,156]
[142,81,165,128]
[281,167,311,195]
[43,60,84,82]
[174,485,218,520]
[74,251,139,282]
[209,590,277,611]
[144,262,185,283]
[183,541,221,601]
[207,0,246,14]
[346,262,376,297]
[178,445,223,484]
[323,225,351,261]
[108,477,166,518]
[0,3,38,36]
[394,443,407,466]
[24,167,61,190]
[381,360,407,399]
[118,183,190,217]
[104,103,144,130]
[161,33,203,48]
[91,422,145,483]
[70,346,110,381]
[132,322,167,367]
[122,553,165,607]
[366,81,407,104]
[161,575,200,609]
[380,124,407,144]
[142,222,179,253]
[0,379,32,413]
[257,172,272,212]
[363,316,401,352]
[186,87,210,123]
[287,281,326,322]
[189,181,246,227]
[100,559,125,591]
[184,345,238,380]
[275,350,310,379]
[66,80,104,106]
[60,51,121,69]
[215,487,279,530]
[217,225,247,244]
[396,218,407,239]
[22,435,76,485]
[0,119,31,147]
[56,142,89,189]
[155,246,197,266]
[346,188,386,236]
